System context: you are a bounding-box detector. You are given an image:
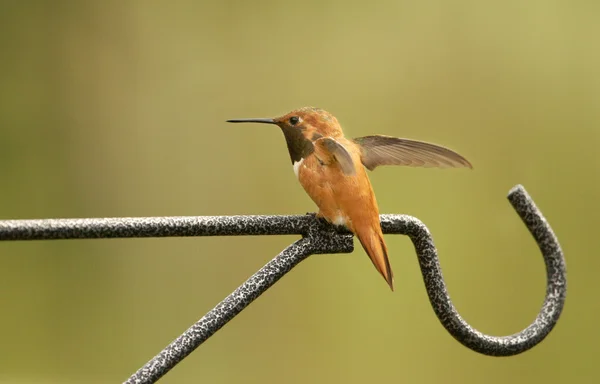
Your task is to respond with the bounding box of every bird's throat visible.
[281,126,314,164]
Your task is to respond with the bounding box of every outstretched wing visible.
[352,135,472,171]
[314,137,356,176]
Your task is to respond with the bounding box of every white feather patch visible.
[292,158,304,179]
[333,214,347,226]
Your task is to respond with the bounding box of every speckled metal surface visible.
[0,184,567,384]
[0,214,323,240]
[380,184,566,356]
[125,234,354,384]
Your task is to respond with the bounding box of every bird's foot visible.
[306,211,328,223]
[305,212,351,235]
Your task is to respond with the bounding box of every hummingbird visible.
[227,107,471,290]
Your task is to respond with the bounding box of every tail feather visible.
[356,226,394,291]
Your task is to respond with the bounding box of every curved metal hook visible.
[381,184,567,356]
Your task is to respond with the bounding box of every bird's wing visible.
[352,135,472,171]
[314,137,356,176]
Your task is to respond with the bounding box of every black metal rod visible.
[0,185,567,383]
[124,238,313,384]
[0,215,318,240]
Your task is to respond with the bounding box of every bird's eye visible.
[289,116,300,125]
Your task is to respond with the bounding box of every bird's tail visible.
[355,224,394,291]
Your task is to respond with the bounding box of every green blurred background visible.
[0,1,597,383]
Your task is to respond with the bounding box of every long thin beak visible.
[226,118,276,124]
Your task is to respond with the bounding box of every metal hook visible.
[381,184,567,356]
[0,184,567,384]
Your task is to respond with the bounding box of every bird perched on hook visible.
[227,107,472,290]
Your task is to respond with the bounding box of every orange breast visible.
[296,139,381,232]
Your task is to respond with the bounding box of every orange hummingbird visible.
[227,107,471,290]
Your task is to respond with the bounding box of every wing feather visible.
[352,135,472,171]
[314,137,356,176]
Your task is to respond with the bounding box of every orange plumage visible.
[228,107,471,290]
